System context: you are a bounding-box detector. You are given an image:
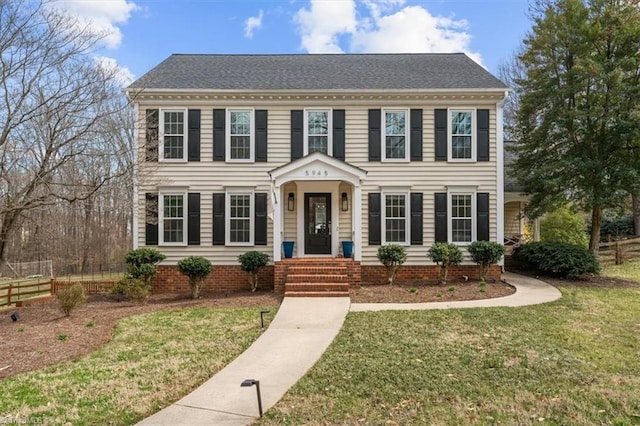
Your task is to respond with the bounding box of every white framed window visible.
[448,109,476,161]
[304,109,332,155]
[226,109,254,162]
[226,191,254,245]
[382,192,410,245]
[382,109,409,161]
[159,192,187,245]
[448,192,476,244]
[160,109,188,161]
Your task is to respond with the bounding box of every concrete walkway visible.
[350,272,561,311]
[138,273,559,425]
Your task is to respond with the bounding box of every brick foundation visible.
[153,265,274,294]
[361,264,502,285]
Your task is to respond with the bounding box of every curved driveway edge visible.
[349,272,561,312]
[138,297,351,426]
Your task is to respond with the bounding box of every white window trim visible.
[226,108,255,163]
[159,108,188,162]
[381,108,410,162]
[159,191,188,246]
[447,191,477,245]
[447,108,477,162]
[225,190,255,246]
[303,108,333,156]
[382,191,410,245]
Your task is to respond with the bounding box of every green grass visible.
[260,287,640,425]
[0,306,274,425]
[602,258,640,283]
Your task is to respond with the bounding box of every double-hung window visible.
[160,109,187,161]
[449,192,475,243]
[383,192,409,244]
[382,109,409,161]
[227,109,254,162]
[226,192,254,245]
[160,192,187,245]
[449,109,475,161]
[304,109,331,155]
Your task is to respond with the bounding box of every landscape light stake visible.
[260,310,271,328]
[10,312,19,322]
[240,379,263,417]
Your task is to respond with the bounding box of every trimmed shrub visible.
[377,245,407,285]
[427,242,463,284]
[125,248,166,287]
[57,284,86,316]
[513,242,599,279]
[113,277,150,304]
[540,207,589,248]
[177,256,213,299]
[468,241,505,282]
[238,251,270,292]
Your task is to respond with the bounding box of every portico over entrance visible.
[268,152,367,261]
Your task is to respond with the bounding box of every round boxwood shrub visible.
[468,241,505,282]
[377,244,407,285]
[238,251,270,292]
[427,242,463,284]
[177,256,213,299]
[513,242,599,279]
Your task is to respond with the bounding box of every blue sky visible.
[54,0,532,84]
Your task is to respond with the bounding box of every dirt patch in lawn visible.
[350,279,515,303]
[0,290,282,380]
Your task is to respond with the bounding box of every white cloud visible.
[294,0,357,53]
[294,0,483,65]
[95,56,135,87]
[51,0,138,49]
[244,10,264,39]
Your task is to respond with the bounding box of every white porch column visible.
[533,217,541,242]
[273,184,282,261]
[353,184,362,261]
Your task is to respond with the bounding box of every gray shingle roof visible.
[504,140,525,193]
[129,54,508,91]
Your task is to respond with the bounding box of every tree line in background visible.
[0,0,135,275]
[502,0,640,253]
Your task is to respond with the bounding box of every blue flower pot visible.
[283,241,295,258]
[342,241,354,258]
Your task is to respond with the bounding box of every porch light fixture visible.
[287,192,295,211]
[240,379,263,417]
[341,192,349,212]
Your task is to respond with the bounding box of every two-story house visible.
[126,54,509,295]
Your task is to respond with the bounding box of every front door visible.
[304,193,331,254]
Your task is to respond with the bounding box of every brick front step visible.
[286,274,348,283]
[285,283,349,293]
[284,291,350,297]
[286,266,348,275]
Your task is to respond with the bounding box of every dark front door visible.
[305,193,331,254]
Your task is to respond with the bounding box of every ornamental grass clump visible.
[377,244,407,285]
[238,251,270,292]
[177,256,213,299]
[427,242,464,285]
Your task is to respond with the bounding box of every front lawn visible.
[0,306,272,425]
[261,286,640,425]
[602,258,640,283]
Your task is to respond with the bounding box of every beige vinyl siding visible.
[504,201,523,236]
[136,101,500,266]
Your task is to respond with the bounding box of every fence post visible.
[7,284,12,306]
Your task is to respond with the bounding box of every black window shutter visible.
[477,109,490,161]
[145,109,159,162]
[212,193,225,245]
[255,193,267,245]
[145,193,158,245]
[213,109,225,161]
[410,109,423,161]
[410,192,423,245]
[333,109,345,160]
[368,109,381,161]
[291,110,304,160]
[434,192,448,242]
[435,109,447,161]
[368,193,381,245]
[187,193,200,245]
[255,110,268,162]
[188,109,200,161]
[477,192,490,241]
